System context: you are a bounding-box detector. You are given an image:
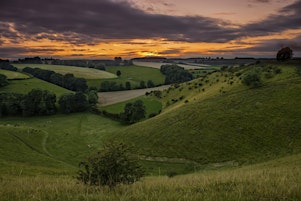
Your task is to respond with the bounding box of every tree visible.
[116,70,121,77]
[21,89,56,116]
[0,74,9,87]
[125,81,131,90]
[121,100,146,123]
[77,142,144,188]
[147,80,155,88]
[277,47,293,61]
[87,90,98,106]
[139,80,146,89]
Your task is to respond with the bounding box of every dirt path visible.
[98,85,170,106]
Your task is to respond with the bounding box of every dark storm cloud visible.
[210,34,301,56]
[242,0,301,36]
[0,0,239,44]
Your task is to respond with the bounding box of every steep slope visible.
[114,63,301,165]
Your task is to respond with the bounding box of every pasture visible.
[0,69,30,80]
[101,96,162,118]
[0,78,71,96]
[88,65,165,89]
[13,64,117,79]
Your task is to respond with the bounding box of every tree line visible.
[22,67,88,92]
[0,89,98,117]
[99,80,155,92]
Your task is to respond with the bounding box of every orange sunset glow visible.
[1,0,301,60]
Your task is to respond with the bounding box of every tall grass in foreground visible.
[1,154,300,201]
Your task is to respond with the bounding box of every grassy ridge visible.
[0,154,300,201]
[13,64,116,79]
[112,64,301,165]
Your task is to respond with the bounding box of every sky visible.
[0,0,301,60]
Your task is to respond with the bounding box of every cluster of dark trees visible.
[0,60,17,71]
[102,100,146,124]
[0,74,9,87]
[22,67,88,92]
[160,64,193,84]
[17,57,43,64]
[99,80,155,92]
[0,89,98,117]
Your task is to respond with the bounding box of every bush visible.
[242,68,262,88]
[77,142,144,188]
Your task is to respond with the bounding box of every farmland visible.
[13,64,117,79]
[1,60,301,200]
[0,69,30,80]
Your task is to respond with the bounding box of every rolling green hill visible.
[0,61,301,200]
[108,63,301,167]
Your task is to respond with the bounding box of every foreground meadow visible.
[0,154,300,201]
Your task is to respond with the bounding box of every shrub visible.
[77,142,144,188]
[242,68,262,88]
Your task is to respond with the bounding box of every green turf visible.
[109,63,301,165]
[100,96,162,118]
[13,64,117,79]
[93,65,165,89]
[0,113,125,173]
[0,69,30,80]
[0,78,71,97]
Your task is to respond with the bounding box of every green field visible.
[0,78,71,96]
[88,65,166,89]
[1,61,301,200]
[13,64,117,79]
[0,69,30,80]
[101,96,162,118]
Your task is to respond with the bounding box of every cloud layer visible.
[0,0,300,58]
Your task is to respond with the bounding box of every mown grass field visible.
[13,64,116,79]
[0,69,30,80]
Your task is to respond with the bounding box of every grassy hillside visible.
[13,64,116,79]
[0,154,300,201]
[0,69,30,80]
[0,113,125,175]
[110,63,301,166]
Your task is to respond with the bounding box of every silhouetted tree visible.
[0,74,9,87]
[277,47,293,61]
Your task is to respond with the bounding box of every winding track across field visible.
[98,85,170,106]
